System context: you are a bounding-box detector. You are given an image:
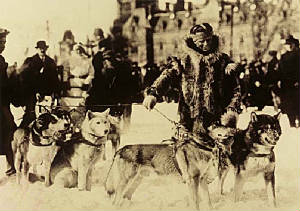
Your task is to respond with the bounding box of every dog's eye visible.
[104,121,107,124]
[96,122,100,124]
[218,134,223,137]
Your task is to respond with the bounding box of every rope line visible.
[153,107,178,125]
[35,103,142,108]
[153,107,216,151]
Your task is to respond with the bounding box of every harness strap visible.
[188,139,213,152]
[78,139,104,148]
[174,138,214,153]
[29,139,53,147]
[248,152,271,158]
[30,127,55,147]
[58,132,105,148]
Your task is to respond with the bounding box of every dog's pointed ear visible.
[274,111,281,121]
[36,93,42,102]
[104,108,110,116]
[86,110,94,120]
[207,122,218,131]
[250,112,258,123]
[51,94,57,106]
[53,99,58,106]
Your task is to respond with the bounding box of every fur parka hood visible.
[179,34,225,70]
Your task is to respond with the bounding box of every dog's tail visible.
[104,153,119,196]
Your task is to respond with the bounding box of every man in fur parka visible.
[143,23,241,136]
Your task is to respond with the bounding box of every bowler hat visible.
[35,40,49,49]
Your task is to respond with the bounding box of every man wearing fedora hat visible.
[19,40,60,128]
[277,35,300,127]
[0,27,17,176]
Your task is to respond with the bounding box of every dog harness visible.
[174,125,216,151]
[29,126,56,147]
[60,132,105,148]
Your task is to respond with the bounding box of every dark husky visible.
[221,112,282,206]
[12,109,71,187]
[105,125,237,208]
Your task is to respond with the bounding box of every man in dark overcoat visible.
[278,35,300,127]
[19,40,60,128]
[0,28,16,176]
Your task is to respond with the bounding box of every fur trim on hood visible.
[179,34,223,70]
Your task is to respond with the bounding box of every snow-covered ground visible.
[0,103,299,211]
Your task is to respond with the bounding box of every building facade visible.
[114,0,299,65]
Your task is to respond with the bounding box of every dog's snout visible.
[104,129,109,134]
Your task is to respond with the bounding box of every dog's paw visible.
[45,180,51,187]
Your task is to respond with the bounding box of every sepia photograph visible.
[0,0,299,210]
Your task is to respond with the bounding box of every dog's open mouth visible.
[54,130,71,139]
[59,129,68,134]
[264,137,277,146]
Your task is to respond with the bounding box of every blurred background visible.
[1,0,299,66]
[0,0,117,64]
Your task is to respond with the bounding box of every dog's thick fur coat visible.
[105,126,237,208]
[105,144,180,205]
[12,112,70,186]
[51,109,110,191]
[221,112,282,206]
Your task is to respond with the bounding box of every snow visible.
[0,103,299,211]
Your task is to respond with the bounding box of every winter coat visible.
[146,36,241,134]
[0,55,16,155]
[0,55,9,106]
[20,54,60,98]
[277,48,300,119]
[279,48,300,89]
[86,49,135,115]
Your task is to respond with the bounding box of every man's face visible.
[94,35,104,43]
[0,36,7,54]
[37,47,47,57]
[192,34,212,52]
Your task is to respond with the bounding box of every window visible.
[131,46,138,54]
[131,26,135,33]
[178,19,183,30]
[133,16,139,25]
[193,17,197,25]
[174,41,178,49]
[159,42,163,50]
[162,21,168,31]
